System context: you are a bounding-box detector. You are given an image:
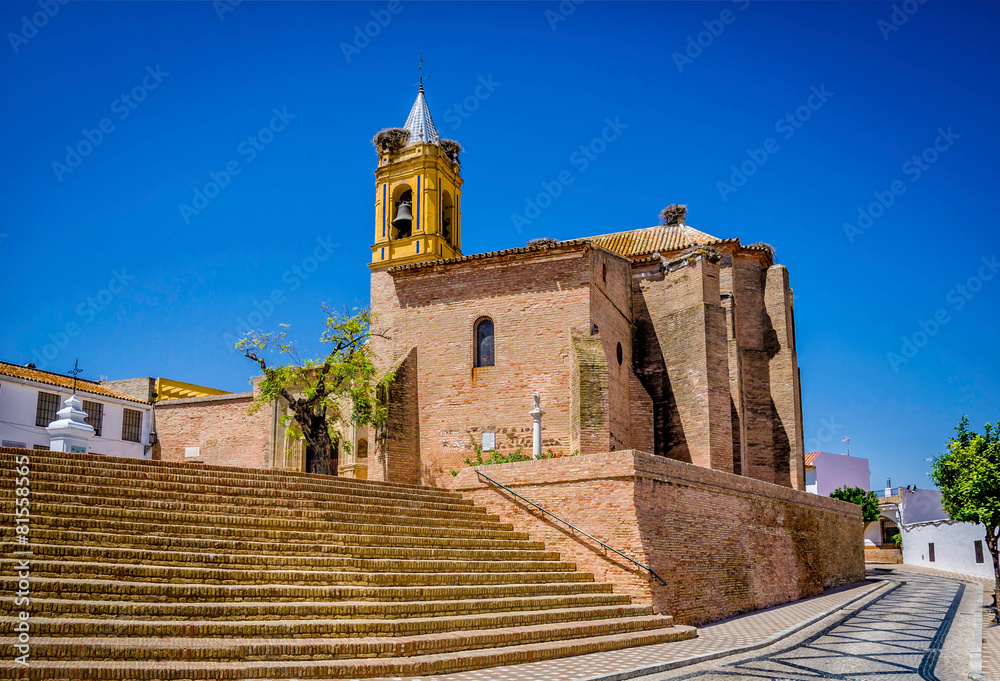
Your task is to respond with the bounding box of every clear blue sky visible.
[2,1,997,490]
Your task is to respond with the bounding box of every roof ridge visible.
[0,361,150,404]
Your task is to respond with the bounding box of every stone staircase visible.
[0,448,695,679]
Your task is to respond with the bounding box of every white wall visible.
[811,451,871,496]
[900,488,947,523]
[0,377,152,459]
[902,519,996,581]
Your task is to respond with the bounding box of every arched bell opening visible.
[441,190,454,244]
[391,186,413,239]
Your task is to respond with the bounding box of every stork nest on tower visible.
[439,139,463,165]
[659,204,688,226]
[372,128,410,154]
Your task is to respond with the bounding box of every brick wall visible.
[632,255,733,471]
[371,245,597,485]
[102,377,155,404]
[369,348,420,483]
[450,450,864,626]
[154,393,272,468]
[372,241,806,492]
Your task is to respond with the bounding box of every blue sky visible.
[1,1,997,490]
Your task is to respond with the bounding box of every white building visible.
[805,451,871,496]
[0,361,154,459]
[872,486,996,581]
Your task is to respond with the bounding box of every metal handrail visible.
[474,469,667,586]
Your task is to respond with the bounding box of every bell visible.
[392,201,413,230]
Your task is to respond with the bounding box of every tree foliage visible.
[930,416,1000,618]
[830,485,881,524]
[236,307,392,475]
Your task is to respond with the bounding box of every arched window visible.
[356,438,368,459]
[474,318,495,367]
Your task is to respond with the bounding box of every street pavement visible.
[377,565,991,681]
[644,570,978,681]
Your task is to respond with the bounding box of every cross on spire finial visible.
[67,358,83,395]
[416,52,427,92]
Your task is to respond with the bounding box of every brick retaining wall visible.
[450,450,864,626]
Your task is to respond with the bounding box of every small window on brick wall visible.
[82,400,104,437]
[35,391,60,427]
[122,408,142,443]
[474,318,495,368]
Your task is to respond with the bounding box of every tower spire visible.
[403,58,439,145]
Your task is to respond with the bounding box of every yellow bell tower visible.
[370,84,463,269]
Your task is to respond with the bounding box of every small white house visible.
[805,451,871,496]
[0,361,154,459]
[875,486,996,581]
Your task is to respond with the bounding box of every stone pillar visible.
[46,394,95,454]
[530,393,545,459]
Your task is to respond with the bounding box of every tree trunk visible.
[296,410,338,476]
[987,526,999,622]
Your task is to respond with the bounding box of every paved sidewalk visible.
[379,579,887,681]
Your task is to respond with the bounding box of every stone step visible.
[0,451,447,496]
[6,558,593,587]
[0,625,697,678]
[0,575,613,604]
[5,543,577,574]
[15,490,511,531]
[5,592,634,620]
[0,448,692,679]
[18,482,496,523]
[14,604,658,638]
[2,531,561,562]
[4,502,526,542]
[1,469,479,515]
[5,616,681,662]
[4,517,543,551]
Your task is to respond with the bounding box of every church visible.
[367,84,807,491]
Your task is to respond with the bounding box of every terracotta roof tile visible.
[805,452,821,465]
[386,240,589,273]
[385,223,775,274]
[0,362,151,404]
[586,224,720,258]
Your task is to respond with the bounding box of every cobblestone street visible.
[645,571,978,681]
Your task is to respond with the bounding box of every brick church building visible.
[368,85,806,490]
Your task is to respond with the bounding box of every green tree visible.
[830,485,881,524]
[236,307,392,476]
[930,416,999,621]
